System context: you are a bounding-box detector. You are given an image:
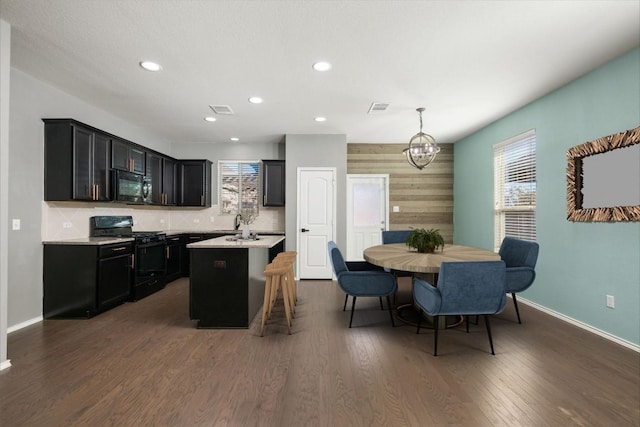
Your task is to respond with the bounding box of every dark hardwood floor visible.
[1,277,638,426]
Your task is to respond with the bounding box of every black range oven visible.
[90,216,167,300]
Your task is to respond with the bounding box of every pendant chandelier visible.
[402,107,440,170]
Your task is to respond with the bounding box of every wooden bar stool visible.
[274,251,297,307]
[271,254,296,317]
[260,262,293,336]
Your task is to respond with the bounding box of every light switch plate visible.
[12,219,20,230]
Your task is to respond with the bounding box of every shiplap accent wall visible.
[347,143,454,243]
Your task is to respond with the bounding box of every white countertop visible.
[187,235,285,249]
[42,237,135,246]
[43,230,285,245]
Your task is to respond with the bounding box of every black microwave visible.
[112,170,149,204]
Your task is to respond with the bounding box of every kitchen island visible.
[187,235,285,328]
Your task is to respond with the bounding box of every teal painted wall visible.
[454,48,640,345]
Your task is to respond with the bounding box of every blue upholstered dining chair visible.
[499,237,539,324]
[413,261,506,356]
[328,241,397,328]
[381,230,413,244]
[381,230,414,278]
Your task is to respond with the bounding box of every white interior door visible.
[346,174,389,261]
[297,168,335,279]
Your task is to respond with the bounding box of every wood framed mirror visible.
[567,125,640,222]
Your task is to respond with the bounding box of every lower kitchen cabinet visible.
[43,242,134,318]
[181,233,226,277]
[166,234,184,283]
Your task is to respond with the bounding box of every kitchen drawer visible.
[99,243,134,258]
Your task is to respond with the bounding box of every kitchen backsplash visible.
[42,201,285,241]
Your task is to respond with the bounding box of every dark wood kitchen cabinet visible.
[146,152,177,205]
[44,119,111,201]
[43,241,134,318]
[165,234,184,283]
[180,233,226,277]
[112,138,145,174]
[179,160,212,207]
[262,160,285,206]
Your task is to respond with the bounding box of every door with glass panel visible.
[346,174,389,261]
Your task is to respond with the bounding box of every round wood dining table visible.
[363,243,501,274]
[363,243,501,327]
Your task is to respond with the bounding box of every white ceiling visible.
[1,0,638,145]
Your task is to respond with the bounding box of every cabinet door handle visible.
[201,195,204,205]
[111,246,127,251]
[264,195,267,205]
[130,254,135,269]
[166,246,169,259]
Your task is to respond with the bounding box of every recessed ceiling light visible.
[315,117,327,122]
[312,61,332,72]
[248,96,263,104]
[139,61,162,72]
[230,137,239,142]
[204,116,216,122]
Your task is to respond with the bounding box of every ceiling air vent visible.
[367,102,390,114]
[209,105,235,115]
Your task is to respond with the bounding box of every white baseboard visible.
[0,359,11,370]
[516,296,640,353]
[7,315,43,334]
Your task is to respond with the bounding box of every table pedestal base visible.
[395,304,464,329]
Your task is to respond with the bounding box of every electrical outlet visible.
[12,219,20,230]
[63,222,72,229]
[193,218,200,223]
[160,219,165,223]
[210,216,215,223]
[392,206,400,213]
[606,295,615,309]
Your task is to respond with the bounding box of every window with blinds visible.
[219,161,260,214]
[494,130,537,250]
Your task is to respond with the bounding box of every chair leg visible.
[416,309,422,334]
[386,296,395,327]
[343,294,348,311]
[433,316,439,357]
[512,293,522,324]
[484,315,495,355]
[349,296,357,328]
[260,275,273,337]
[280,276,292,334]
[379,296,384,310]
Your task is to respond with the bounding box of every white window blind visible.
[219,161,260,214]
[494,130,537,250]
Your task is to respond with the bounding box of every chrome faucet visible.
[234,213,242,230]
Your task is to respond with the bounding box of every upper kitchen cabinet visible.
[112,138,145,175]
[179,160,212,207]
[262,160,285,207]
[44,119,111,202]
[146,152,177,206]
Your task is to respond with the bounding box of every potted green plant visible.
[406,228,445,253]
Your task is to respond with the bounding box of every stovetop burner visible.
[132,231,166,243]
